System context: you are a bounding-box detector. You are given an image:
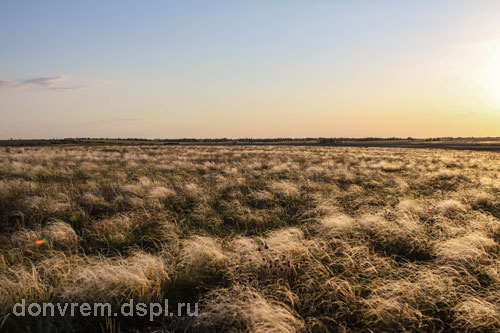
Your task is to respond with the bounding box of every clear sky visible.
[1,1,500,139]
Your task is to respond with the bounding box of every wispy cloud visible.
[21,76,70,89]
[0,79,17,89]
[0,75,101,90]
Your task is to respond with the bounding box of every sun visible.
[481,42,500,107]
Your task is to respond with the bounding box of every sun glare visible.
[482,42,500,107]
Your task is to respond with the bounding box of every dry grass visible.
[1,145,500,331]
[63,252,170,304]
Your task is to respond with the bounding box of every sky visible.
[1,0,500,139]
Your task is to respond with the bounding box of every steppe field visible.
[2,145,500,332]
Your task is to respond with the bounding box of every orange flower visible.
[35,239,46,245]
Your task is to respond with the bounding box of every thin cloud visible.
[21,76,69,89]
[0,75,101,91]
[0,79,17,89]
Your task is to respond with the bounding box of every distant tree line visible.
[2,137,499,147]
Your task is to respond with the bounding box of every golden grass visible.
[1,145,500,331]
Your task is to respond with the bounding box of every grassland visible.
[1,145,500,332]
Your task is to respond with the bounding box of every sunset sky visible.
[1,1,500,139]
